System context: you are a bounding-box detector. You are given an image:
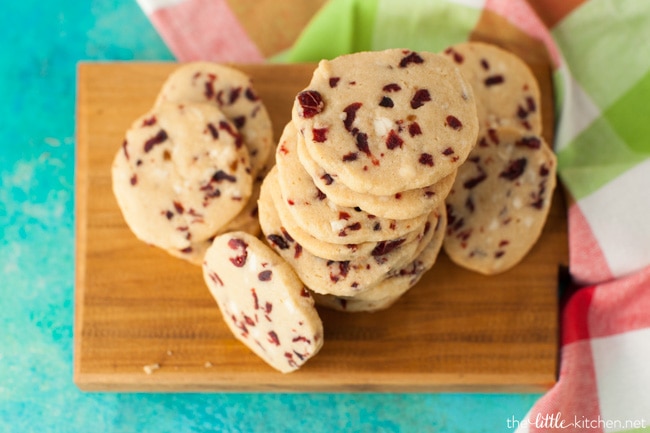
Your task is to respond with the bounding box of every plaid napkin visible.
[137,0,650,430]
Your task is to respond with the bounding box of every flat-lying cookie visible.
[155,62,274,175]
[442,42,541,134]
[443,127,556,275]
[313,203,446,313]
[112,102,252,251]
[202,232,323,373]
[259,171,440,296]
[275,123,428,244]
[296,131,455,220]
[266,166,424,261]
[292,49,478,195]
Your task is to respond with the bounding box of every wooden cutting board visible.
[74,61,566,392]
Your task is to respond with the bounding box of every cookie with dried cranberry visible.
[112,101,253,252]
[292,49,478,196]
[296,130,456,220]
[267,165,424,262]
[275,122,428,244]
[443,127,556,275]
[313,203,446,312]
[155,62,274,175]
[259,169,440,296]
[203,231,323,373]
[442,42,541,135]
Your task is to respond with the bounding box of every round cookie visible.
[203,232,323,373]
[442,42,542,135]
[275,122,428,244]
[155,62,274,175]
[443,127,557,275]
[259,172,440,296]
[296,131,456,220]
[292,49,478,195]
[266,166,424,262]
[313,204,446,313]
[112,102,253,251]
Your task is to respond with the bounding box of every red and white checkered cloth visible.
[137,0,650,430]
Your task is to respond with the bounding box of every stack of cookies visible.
[112,62,274,265]
[258,49,480,312]
[440,42,557,275]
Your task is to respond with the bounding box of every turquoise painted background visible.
[0,1,541,431]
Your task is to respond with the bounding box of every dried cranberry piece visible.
[297,90,324,118]
[442,147,454,156]
[173,201,184,214]
[488,128,499,145]
[463,172,487,189]
[121,140,129,160]
[338,212,351,220]
[268,331,280,346]
[386,130,403,150]
[465,196,475,213]
[218,121,243,148]
[320,173,334,185]
[315,188,326,200]
[207,123,219,139]
[228,238,248,267]
[539,164,550,177]
[347,222,362,231]
[244,87,259,101]
[144,129,168,152]
[526,96,537,112]
[258,270,272,281]
[418,153,434,166]
[329,77,340,88]
[142,115,157,127]
[517,105,528,120]
[233,116,246,129]
[444,47,464,64]
[408,122,422,137]
[480,59,490,70]
[410,89,431,109]
[371,238,405,256]
[229,87,242,104]
[294,243,303,259]
[379,96,394,108]
[343,152,358,162]
[130,174,137,186]
[343,102,362,131]
[356,133,371,157]
[516,136,541,149]
[382,83,402,92]
[399,51,424,67]
[445,115,462,130]
[212,170,236,183]
[267,234,289,250]
[500,158,527,180]
[312,127,328,143]
[484,75,504,86]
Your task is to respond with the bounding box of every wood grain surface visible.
[74,61,566,392]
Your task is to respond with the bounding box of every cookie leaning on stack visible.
[259,48,480,312]
[441,42,557,275]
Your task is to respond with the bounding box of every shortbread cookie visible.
[259,173,440,296]
[203,232,323,373]
[443,127,556,275]
[296,132,456,220]
[112,102,253,251]
[267,167,424,262]
[292,49,478,195]
[275,123,428,244]
[156,62,274,175]
[442,42,541,134]
[313,204,446,312]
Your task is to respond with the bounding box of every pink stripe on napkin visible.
[148,0,264,63]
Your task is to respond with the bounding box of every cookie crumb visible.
[143,363,160,375]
